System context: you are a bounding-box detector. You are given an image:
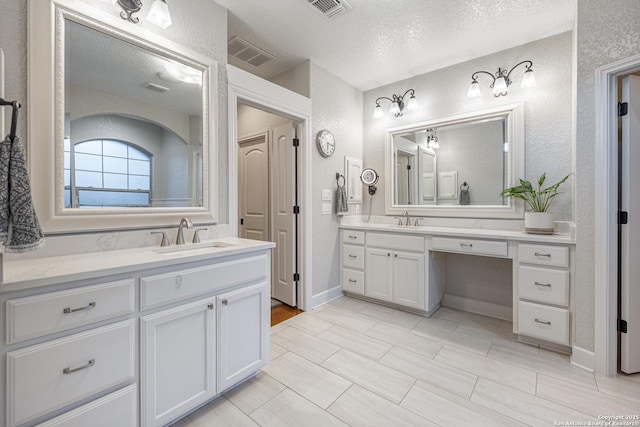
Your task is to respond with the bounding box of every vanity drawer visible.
[6,279,135,344]
[518,301,569,345]
[431,237,508,257]
[342,244,365,270]
[367,233,424,252]
[341,268,364,295]
[342,230,365,245]
[35,384,137,427]
[141,254,268,309]
[7,320,135,427]
[519,244,569,268]
[519,266,569,306]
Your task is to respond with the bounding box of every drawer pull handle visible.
[63,302,96,314]
[348,235,357,239]
[534,318,552,326]
[222,299,228,306]
[348,254,357,258]
[534,282,552,287]
[63,359,95,374]
[460,243,473,248]
[534,252,551,258]
[348,279,357,283]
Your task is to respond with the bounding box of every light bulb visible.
[373,104,384,118]
[521,69,536,88]
[146,0,172,29]
[493,76,508,96]
[467,81,481,98]
[389,101,401,116]
[406,94,418,111]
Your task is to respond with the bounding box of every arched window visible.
[64,139,152,208]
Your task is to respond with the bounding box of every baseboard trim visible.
[442,294,512,321]
[311,286,344,309]
[571,345,595,373]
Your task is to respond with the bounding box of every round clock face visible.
[316,130,336,157]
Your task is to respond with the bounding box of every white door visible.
[141,299,216,426]
[365,247,393,301]
[621,75,640,374]
[217,281,270,392]
[393,250,425,310]
[270,123,296,306]
[238,134,269,241]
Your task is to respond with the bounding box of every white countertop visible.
[1,238,275,293]
[339,223,575,244]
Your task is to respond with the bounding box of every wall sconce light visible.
[467,60,536,98]
[426,128,439,149]
[373,89,418,118]
[115,0,172,29]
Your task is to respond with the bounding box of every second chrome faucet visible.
[176,218,193,245]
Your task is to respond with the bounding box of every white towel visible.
[335,184,349,215]
[0,135,45,252]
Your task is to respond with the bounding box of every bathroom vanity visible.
[340,224,575,351]
[0,238,274,427]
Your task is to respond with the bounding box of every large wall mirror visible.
[385,104,524,218]
[28,0,217,233]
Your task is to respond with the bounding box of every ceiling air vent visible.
[144,82,170,93]
[307,0,352,18]
[228,36,274,67]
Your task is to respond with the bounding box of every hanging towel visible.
[458,182,471,205]
[0,135,45,252]
[335,183,349,215]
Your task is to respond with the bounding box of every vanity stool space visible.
[0,239,274,427]
[340,225,576,352]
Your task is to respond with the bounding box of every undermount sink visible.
[153,241,236,255]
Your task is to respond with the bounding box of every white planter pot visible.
[524,212,555,234]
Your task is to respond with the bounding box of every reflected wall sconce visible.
[112,0,172,29]
[467,60,536,98]
[373,89,418,118]
[426,128,439,150]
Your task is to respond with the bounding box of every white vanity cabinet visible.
[141,298,216,427]
[517,243,572,346]
[1,239,273,427]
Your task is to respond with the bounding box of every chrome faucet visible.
[404,211,411,226]
[176,218,193,245]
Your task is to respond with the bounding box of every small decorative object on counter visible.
[500,173,571,234]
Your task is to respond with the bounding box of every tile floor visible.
[172,296,640,427]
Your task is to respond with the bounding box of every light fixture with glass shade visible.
[467,60,536,98]
[146,0,172,29]
[426,128,439,150]
[164,61,202,84]
[373,89,418,118]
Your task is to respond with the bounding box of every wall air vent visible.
[228,36,275,67]
[306,0,352,18]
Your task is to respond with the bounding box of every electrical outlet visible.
[321,189,332,201]
[322,203,332,215]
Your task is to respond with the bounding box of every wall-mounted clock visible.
[316,129,336,158]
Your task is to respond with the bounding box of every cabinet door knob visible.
[222,299,228,306]
[207,303,214,310]
[387,253,391,256]
[394,254,398,257]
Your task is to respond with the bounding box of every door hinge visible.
[618,102,628,117]
[407,164,411,170]
[619,211,628,225]
[240,218,244,225]
[618,319,628,333]
[293,273,300,282]
[293,205,300,214]
[293,138,300,147]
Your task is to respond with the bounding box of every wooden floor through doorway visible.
[271,303,303,326]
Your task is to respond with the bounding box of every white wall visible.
[270,61,311,98]
[575,0,640,351]
[363,32,574,221]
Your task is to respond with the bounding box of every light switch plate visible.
[322,203,332,215]
[355,204,360,214]
[322,189,332,201]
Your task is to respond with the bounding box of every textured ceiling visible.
[216,0,576,91]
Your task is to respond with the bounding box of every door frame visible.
[227,65,312,311]
[595,53,640,376]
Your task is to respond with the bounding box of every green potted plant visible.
[500,173,571,234]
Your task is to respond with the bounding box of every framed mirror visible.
[28,0,218,233]
[385,104,524,218]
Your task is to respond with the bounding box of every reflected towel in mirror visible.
[459,182,471,205]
